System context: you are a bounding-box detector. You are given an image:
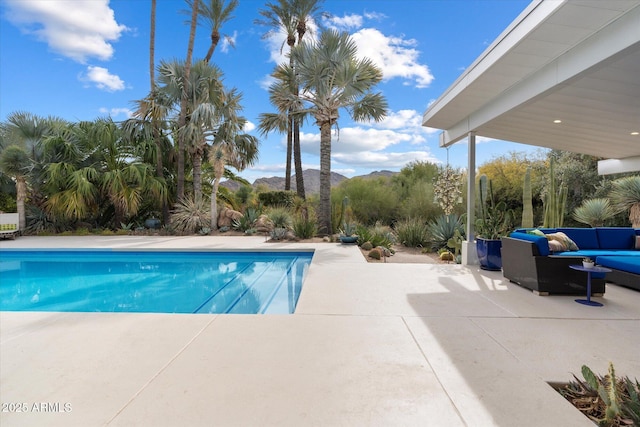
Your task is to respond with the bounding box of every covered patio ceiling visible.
[423,0,640,174]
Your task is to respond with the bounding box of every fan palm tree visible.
[256,0,298,192]
[209,90,258,230]
[189,0,238,63]
[289,29,388,233]
[157,59,227,205]
[291,0,324,199]
[572,198,617,227]
[0,145,30,230]
[610,175,640,227]
[177,0,200,201]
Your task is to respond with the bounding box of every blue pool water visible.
[0,250,313,314]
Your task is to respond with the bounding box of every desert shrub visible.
[258,191,295,208]
[171,197,210,234]
[356,222,396,249]
[427,214,464,251]
[293,212,317,239]
[333,177,399,225]
[395,218,429,247]
[266,207,293,230]
[235,185,254,206]
[399,181,442,220]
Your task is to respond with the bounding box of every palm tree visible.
[572,198,617,227]
[177,0,200,201]
[209,90,258,230]
[256,0,297,192]
[291,0,324,199]
[610,176,640,228]
[156,59,227,205]
[290,30,388,233]
[0,145,30,230]
[189,0,238,63]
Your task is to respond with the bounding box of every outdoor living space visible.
[1,236,638,426]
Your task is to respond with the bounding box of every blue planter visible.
[145,218,161,229]
[339,235,358,244]
[476,237,502,271]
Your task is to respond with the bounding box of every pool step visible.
[194,258,297,314]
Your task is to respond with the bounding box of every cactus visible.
[543,157,567,228]
[521,167,534,228]
[475,175,511,239]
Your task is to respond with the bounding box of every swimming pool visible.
[0,250,313,314]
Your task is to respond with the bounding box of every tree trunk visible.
[293,115,305,199]
[149,0,156,87]
[192,146,203,204]
[318,122,332,235]
[177,0,199,201]
[204,30,220,63]
[16,177,26,231]
[210,179,219,230]
[285,113,292,190]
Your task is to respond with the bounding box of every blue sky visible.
[0,0,540,182]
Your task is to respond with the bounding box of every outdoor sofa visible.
[501,227,640,295]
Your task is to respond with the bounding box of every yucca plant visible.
[610,176,640,228]
[293,213,317,239]
[573,198,617,227]
[395,217,429,247]
[171,197,211,234]
[266,207,292,230]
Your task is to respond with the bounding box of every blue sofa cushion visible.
[596,227,635,249]
[596,256,640,275]
[554,250,640,258]
[558,228,599,249]
[509,232,550,256]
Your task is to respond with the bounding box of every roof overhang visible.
[422,0,640,174]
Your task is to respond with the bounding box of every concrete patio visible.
[1,236,638,426]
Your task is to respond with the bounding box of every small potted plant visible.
[339,222,358,244]
[582,257,595,269]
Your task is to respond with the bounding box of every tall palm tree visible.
[189,0,238,63]
[291,0,324,199]
[177,0,200,201]
[157,59,226,205]
[256,0,297,192]
[290,30,388,233]
[0,145,30,230]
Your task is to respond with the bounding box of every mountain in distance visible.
[220,169,397,194]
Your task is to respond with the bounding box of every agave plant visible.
[572,198,617,227]
[428,214,464,251]
[610,176,640,228]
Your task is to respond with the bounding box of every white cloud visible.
[351,28,434,88]
[82,66,125,91]
[243,121,256,132]
[99,107,133,118]
[5,0,127,63]
[220,31,237,53]
[323,14,363,31]
[333,150,438,168]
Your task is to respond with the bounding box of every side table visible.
[569,265,611,306]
